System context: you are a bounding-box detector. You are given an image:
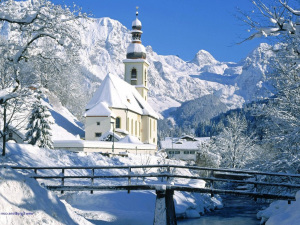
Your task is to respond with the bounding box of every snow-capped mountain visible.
[77,17,274,117]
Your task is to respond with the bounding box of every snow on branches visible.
[0,0,86,63]
[25,90,54,149]
[241,0,300,166]
[240,0,300,44]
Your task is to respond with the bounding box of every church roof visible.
[85,74,159,119]
[127,43,146,54]
[132,18,142,27]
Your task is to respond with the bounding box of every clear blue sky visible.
[52,0,267,62]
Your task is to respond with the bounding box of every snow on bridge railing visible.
[10,165,300,201]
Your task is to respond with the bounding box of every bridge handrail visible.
[44,185,296,201]
[28,174,300,189]
[9,164,300,178]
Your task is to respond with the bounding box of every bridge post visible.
[91,168,94,194]
[61,169,65,194]
[210,170,214,197]
[34,168,37,180]
[153,189,177,225]
[128,167,131,194]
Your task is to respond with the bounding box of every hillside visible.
[170,94,229,128]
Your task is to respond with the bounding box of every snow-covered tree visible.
[241,0,300,161]
[0,0,86,155]
[205,113,259,169]
[25,91,54,149]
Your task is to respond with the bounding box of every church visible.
[84,9,159,145]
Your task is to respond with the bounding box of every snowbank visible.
[257,191,300,225]
[0,167,92,225]
[119,135,143,144]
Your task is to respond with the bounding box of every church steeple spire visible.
[124,7,149,101]
[126,7,146,59]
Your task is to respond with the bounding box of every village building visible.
[84,9,159,146]
[160,135,210,161]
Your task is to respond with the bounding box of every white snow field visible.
[257,191,300,225]
[0,143,222,224]
[0,167,92,225]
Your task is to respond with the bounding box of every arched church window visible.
[144,70,147,86]
[135,121,137,136]
[131,68,137,79]
[131,68,137,85]
[127,118,129,131]
[116,117,121,129]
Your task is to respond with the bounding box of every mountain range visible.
[77,17,275,119]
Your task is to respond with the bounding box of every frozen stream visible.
[178,195,267,225]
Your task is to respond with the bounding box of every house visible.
[160,135,210,161]
[6,125,24,143]
[84,9,159,146]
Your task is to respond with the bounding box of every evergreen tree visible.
[25,92,54,149]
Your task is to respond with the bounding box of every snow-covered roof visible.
[132,18,142,27]
[127,43,146,54]
[160,137,210,150]
[99,130,122,141]
[84,102,116,118]
[119,135,143,144]
[123,59,150,65]
[85,73,159,119]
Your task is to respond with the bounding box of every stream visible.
[178,195,268,225]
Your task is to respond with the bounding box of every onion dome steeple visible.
[126,7,146,59]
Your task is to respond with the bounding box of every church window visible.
[150,119,152,138]
[95,133,102,137]
[97,122,100,126]
[131,68,137,79]
[139,122,141,136]
[144,70,147,86]
[131,68,137,85]
[116,117,121,129]
[127,118,129,131]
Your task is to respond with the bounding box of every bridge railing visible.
[10,165,300,201]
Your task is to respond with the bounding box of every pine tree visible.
[25,92,54,149]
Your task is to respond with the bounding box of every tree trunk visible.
[2,104,6,156]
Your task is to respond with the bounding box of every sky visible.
[52,0,268,63]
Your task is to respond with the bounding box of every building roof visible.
[127,43,146,54]
[160,137,210,150]
[85,73,159,119]
[132,18,142,28]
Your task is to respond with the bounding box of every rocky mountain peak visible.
[191,50,218,66]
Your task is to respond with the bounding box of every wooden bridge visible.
[11,165,300,225]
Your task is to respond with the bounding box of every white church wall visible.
[85,116,112,141]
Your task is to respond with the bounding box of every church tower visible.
[123,7,149,101]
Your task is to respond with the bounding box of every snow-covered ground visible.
[257,191,300,225]
[0,143,222,224]
[0,167,92,225]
